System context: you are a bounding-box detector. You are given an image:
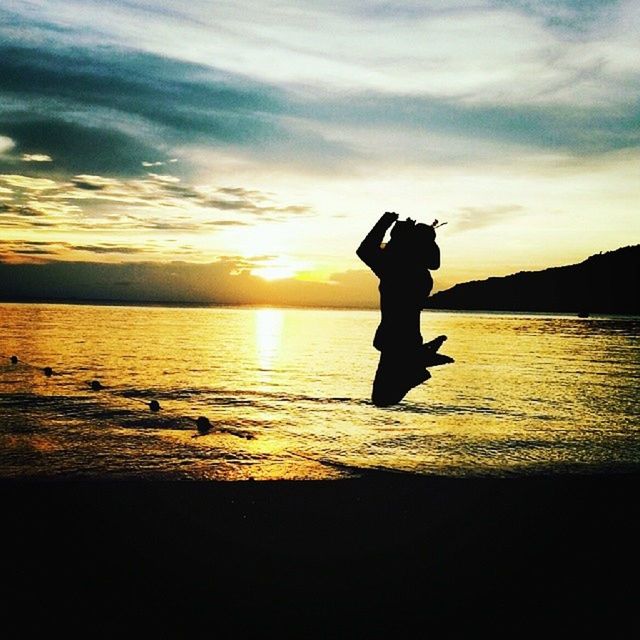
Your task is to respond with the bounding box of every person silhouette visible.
[357,211,453,406]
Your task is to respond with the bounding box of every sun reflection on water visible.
[254,308,284,383]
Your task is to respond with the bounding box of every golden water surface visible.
[0,303,638,479]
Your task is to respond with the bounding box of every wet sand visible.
[3,473,639,634]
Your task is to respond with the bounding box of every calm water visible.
[1,303,638,479]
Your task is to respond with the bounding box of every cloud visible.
[0,202,46,217]
[71,175,122,191]
[0,136,15,154]
[0,40,330,173]
[21,153,52,162]
[0,173,311,215]
[450,205,526,232]
[0,172,313,234]
[0,116,167,177]
[146,172,181,184]
[492,1,619,31]
[0,257,265,303]
[0,174,58,191]
[69,244,153,255]
[0,240,66,262]
[0,39,357,176]
[0,239,192,263]
[0,256,380,308]
[288,91,640,158]
[6,0,637,105]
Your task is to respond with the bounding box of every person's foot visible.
[423,334,447,353]
[423,352,454,367]
[422,335,453,367]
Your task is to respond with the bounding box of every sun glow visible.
[251,257,308,281]
[252,263,297,281]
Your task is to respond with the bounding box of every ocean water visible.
[0,302,638,480]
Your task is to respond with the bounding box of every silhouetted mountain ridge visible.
[427,245,639,314]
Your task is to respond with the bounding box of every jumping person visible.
[357,211,453,406]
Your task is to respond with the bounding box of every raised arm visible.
[356,211,398,276]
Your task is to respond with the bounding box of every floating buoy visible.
[149,400,161,412]
[196,416,212,435]
[43,367,53,377]
[10,355,18,364]
[90,379,103,391]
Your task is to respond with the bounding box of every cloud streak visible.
[61,174,314,220]
[450,205,526,232]
[6,0,637,102]
[0,172,313,236]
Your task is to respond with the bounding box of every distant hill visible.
[427,245,640,315]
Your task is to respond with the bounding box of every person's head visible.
[389,218,417,244]
[387,219,436,265]
[414,222,436,244]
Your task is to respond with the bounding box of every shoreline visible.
[4,472,639,631]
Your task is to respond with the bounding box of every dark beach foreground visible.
[4,473,639,635]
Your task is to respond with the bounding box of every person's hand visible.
[382,211,399,224]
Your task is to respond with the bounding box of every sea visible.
[1,302,638,480]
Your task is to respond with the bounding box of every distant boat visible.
[578,310,590,318]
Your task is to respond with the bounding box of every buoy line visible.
[0,352,255,440]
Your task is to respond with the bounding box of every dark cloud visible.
[8,247,57,255]
[70,244,149,255]
[217,187,265,197]
[0,240,65,261]
[291,91,640,156]
[0,202,46,217]
[0,42,352,175]
[4,220,57,228]
[0,116,163,176]
[205,220,250,227]
[0,42,283,130]
[0,259,263,304]
[0,239,158,259]
[0,258,379,308]
[71,177,110,191]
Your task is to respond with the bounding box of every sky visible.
[0,0,639,306]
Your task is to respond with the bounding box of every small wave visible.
[392,400,531,420]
